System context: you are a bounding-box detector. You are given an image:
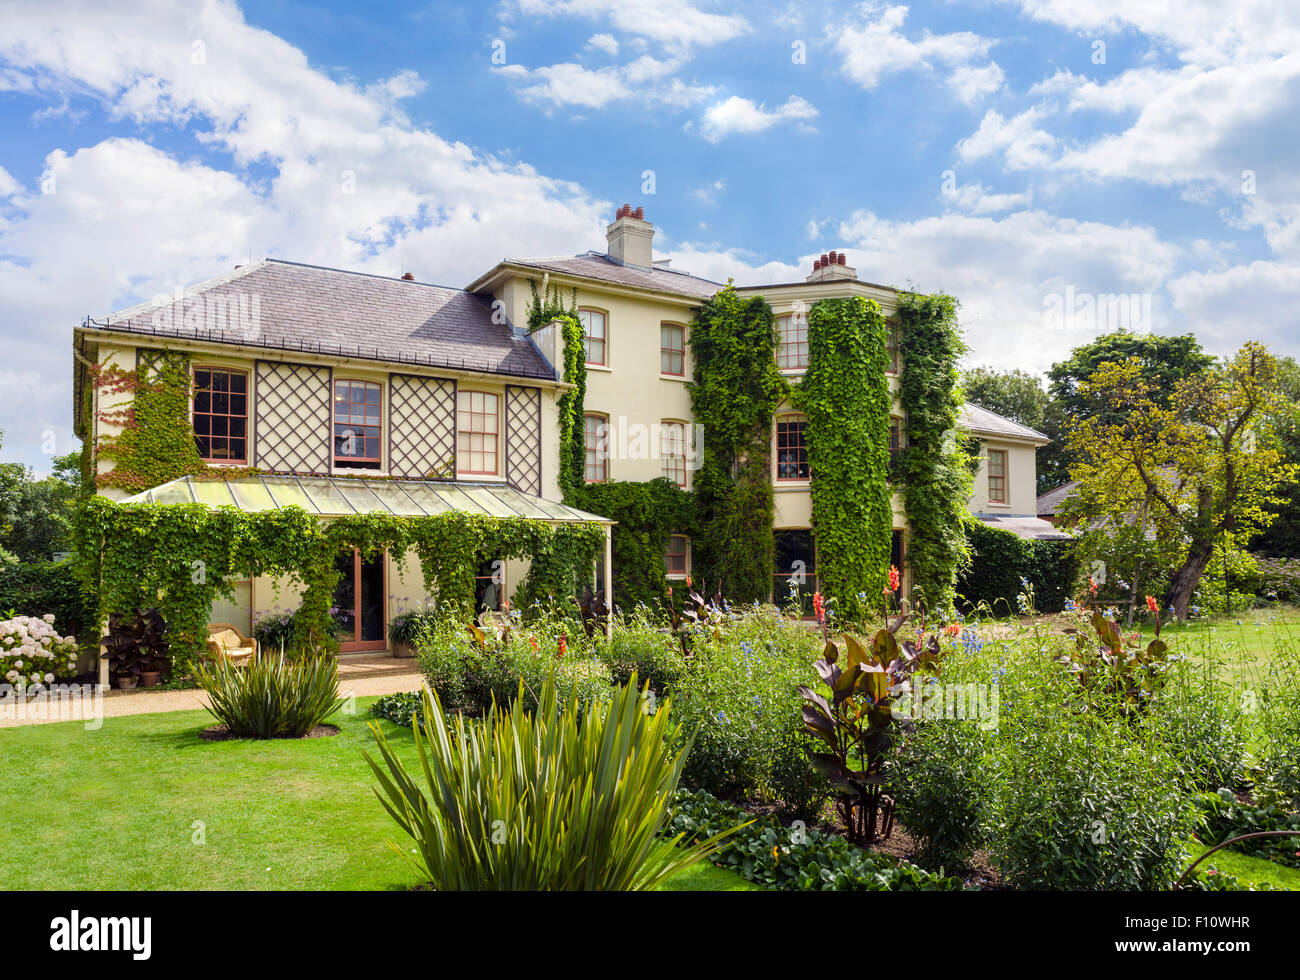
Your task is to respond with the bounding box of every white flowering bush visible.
[0,614,79,691]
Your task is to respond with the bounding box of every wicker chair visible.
[205,623,258,668]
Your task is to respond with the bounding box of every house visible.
[73,204,1057,654]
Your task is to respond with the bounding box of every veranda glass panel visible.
[366,483,427,516]
[227,479,277,512]
[397,483,452,515]
[261,478,320,513]
[192,481,238,507]
[298,478,357,516]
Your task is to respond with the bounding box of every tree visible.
[1048,330,1214,426]
[1062,343,1296,618]
[962,366,1050,430]
[0,430,84,562]
[1250,355,1300,557]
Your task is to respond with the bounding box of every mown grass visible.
[0,698,753,891]
[1203,850,1300,891]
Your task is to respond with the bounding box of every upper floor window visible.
[661,420,687,487]
[987,449,1008,503]
[886,319,900,374]
[889,416,904,457]
[457,390,500,476]
[776,313,809,371]
[584,412,608,483]
[193,368,248,464]
[579,308,607,366]
[776,413,810,481]
[334,380,382,469]
[665,534,690,579]
[661,323,685,376]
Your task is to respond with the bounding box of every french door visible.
[333,548,387,651]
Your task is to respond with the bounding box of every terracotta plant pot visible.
[392,642,414,660]
[140,670,162,688]
[116,675,138,691]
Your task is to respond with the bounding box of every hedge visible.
[955,518,1077,615]
[0,559,92,640]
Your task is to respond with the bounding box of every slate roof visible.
[501,252,722,300]
[959,403,1050,444]
[83,259,557,381]
[1037,481,1077,517]
[975,515,1072,541]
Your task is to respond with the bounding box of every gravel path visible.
[0,670,426,729]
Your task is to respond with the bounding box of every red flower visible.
[686,575,693,589]
[944,623,960,637]
[812,591,825,624]
[888,565,901,592]
[557,633,567,659]
[1146,595,1159,614]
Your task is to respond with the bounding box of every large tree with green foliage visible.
[1251,355,1300,557]
[0,430,84,562]
[1062,342,1296,618]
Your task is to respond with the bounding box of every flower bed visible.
[0,614,79,691]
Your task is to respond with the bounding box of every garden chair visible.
[205,623,258,668]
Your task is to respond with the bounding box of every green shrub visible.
[364,674,738,890]
[371,691,426,728]
[595,607,687,691]
[985,709,1192,890]
[0,559,91,641]
[1196,789,1300,870]
[893,720,990,870]
[956,518,1078,615]
[1254,653,1300,809]
[667,789,964,891]
[670,607,828,818]
[1143,660,1249,791]
[414,615,611,715]
[196,654,343,738]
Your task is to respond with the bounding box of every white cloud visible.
[0,166,20,197]
[945,181,1031,214]
[586,33,619,56]
[1168,260,1300,353]
[0,0,613,468]
[948,62,1005,105]
[691,178,727,205]
[509,0,749,50]
[832,3,998,95]
[696,95,817,142]
[956,108,1056,170]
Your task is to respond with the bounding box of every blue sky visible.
[2,0,1299,473]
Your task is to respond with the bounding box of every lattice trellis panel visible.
[388,373,457,479]
[136,347,189,382]
[506,385,543,496]
[254,361,331,473]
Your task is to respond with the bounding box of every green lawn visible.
[1203,850,1300,891]
[1138,604,1300,684]
[0,699,754,891]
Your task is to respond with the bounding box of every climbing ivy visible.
[895,291,972,612]
[571,477,697,610]
[72,496,606,670]
[688,285,787,602]
[92,351,206,492]
[794,297,893,620]
[527,280,586,500]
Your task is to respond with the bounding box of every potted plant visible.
[388,611,432,659]
[100,609,169,691]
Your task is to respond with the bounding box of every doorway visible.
[333,548,387,651]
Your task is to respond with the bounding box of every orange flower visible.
[557,633,567,659]
[888,565,901,592]
[1146,595,1159,614]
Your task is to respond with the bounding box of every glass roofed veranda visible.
[119,475,614,525]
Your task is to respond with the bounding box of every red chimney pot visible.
[838,253,846,265]
[634,206,644,220]
[401,272,414,281]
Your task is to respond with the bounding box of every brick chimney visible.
[606,204,654,270]
[401,272,415,281]
[805,249,858,283]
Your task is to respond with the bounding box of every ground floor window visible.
[664,534,690,579]
[773,529,817,615]
[475,556,504,612]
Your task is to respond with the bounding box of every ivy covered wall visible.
[795,296,893,619]
[687,286,787,602]
[895,291,973,612]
